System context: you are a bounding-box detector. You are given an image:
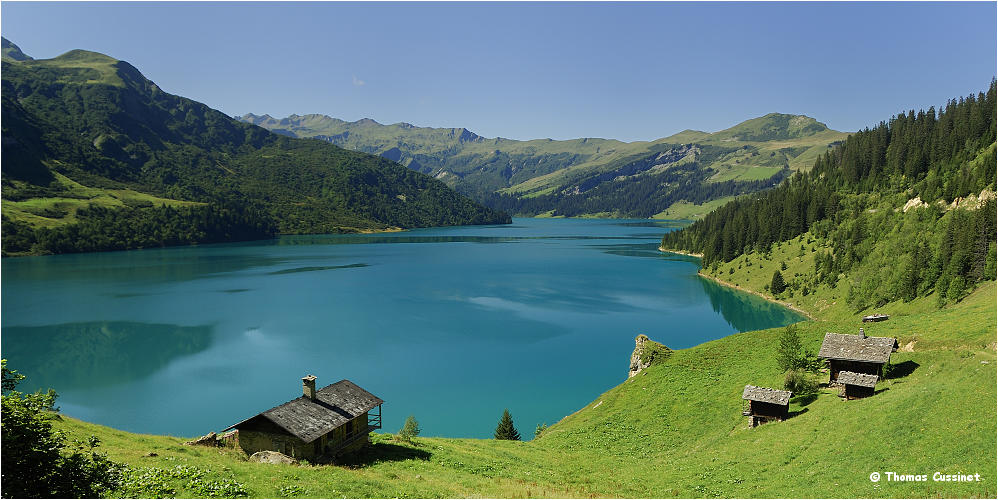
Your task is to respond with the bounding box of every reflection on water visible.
[0,217,803,438]
[3,250,290,286]
[2,321,214,391]
[267,263,370,275]
[698,278,804,331]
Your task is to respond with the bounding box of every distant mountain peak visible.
[2,37,33,61]
[712,113,832,141]
[53,49,119,64]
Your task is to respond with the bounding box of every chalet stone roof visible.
[818,333,898,363]
[223,380,383,443]
[742,385,792,406]
[837,371,879,388]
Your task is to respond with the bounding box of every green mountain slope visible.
[1,38,32,61]
[662,81,997,314]
[239,112,848,218]
[0,40,509,256]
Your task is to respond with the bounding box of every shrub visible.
[1,360,123,498]
[784,369,818,396]
[534,423,548,439]
[396,415,420,444]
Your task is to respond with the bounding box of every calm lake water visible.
[1,218,802,439]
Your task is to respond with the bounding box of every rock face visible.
[629,334,672,378]
[249,451,297,465]
[184,432,219,447]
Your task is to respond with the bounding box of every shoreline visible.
[658,246,703,258]
[696,270,816,321]
[659,246,815,321]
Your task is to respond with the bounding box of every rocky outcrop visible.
[629,334,672,378]
[249,451,297,465]
[184,432,219,447]
[902,196,928,213]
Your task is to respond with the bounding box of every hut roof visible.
[818,333,897,363]
[742,385,792,405]
[223,380,383,443]
[837,371,879,388]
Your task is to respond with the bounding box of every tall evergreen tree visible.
[771,270,787,294]
[493,409,521,441]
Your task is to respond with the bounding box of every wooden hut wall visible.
[844,385,876,400]
[829,359,882,382]
[321,412,371,455]
[749,400,789,419]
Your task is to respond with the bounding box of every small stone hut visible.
[223,376,383,460]
[837,371,879,399]
[818,330,898,385]
[741,385,792,427]
[862,314,890,323]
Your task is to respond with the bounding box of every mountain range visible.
[0,39,509,255]
[240,111,848,218]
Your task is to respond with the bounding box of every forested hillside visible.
[662,81,997,311]
[0,39,509,256]
[240,112,848,218]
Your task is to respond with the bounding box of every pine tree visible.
[776,324,804,372]
[493,409,521,441]
[771,270,787,294]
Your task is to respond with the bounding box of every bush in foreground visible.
[1,360,122,498]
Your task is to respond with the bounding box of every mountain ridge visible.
[1,40,509,255]
[238,111,848,218]
[241,111,833,145]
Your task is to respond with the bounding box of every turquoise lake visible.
[1,218,803,439]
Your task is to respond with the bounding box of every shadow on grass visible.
[788,407,810,419]
[791,392,819,407]
[334,441,432,467]
[884,360,919,379]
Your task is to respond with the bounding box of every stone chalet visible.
[818,329,898,385]
[741,385,792,427]
[837,370,879,399]
[223,375,383,461]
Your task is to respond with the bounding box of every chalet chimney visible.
[859,328,866,339]
[302,375,317,400]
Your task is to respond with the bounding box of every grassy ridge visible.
[52,277,995,497]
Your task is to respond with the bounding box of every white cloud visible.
[352,75,365,87]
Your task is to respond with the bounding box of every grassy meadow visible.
[3,172,202,229]
[652,196,737,221]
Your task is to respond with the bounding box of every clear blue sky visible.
[2,2,995,141]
